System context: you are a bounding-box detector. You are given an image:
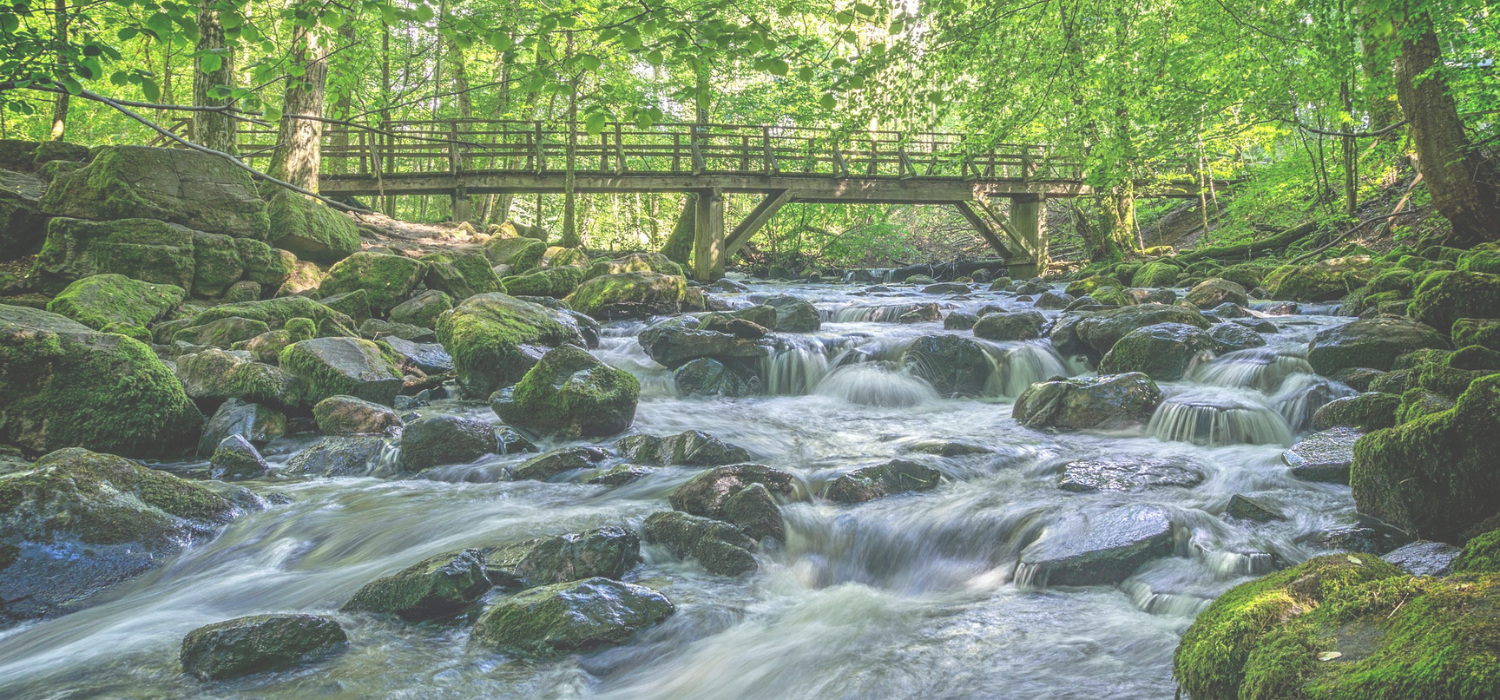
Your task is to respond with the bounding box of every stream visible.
[0,281,1362,699]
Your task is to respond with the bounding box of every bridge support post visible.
[1005,194,1049,278]
[451,186,473,224]
[693,188,725,281]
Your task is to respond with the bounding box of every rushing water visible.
[0,281,1367,699]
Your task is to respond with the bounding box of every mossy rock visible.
[1266,257,1372,302]
[1013,372,1163,430]
[265,190,360,265]
[318,252,426,314]
[1307,316,1450,375]
[1451,318,1500,352]
[501,266,585,299]
[1133,262,1180,288]
[1312,392,1400,431]
[0,447,236,624]
[1097,322,1217,381]
[317,289,371,326]
[276,259,324,297]
[1455,530,1500,574]
[174,348,304,406]
[1409,271,1500,334]
[389,289,452,329]
[1217,263,1271,290]
[1071,303,1211,359]
[484,236,546,274]
[279,337,405,406]
[540,246,590,269]
[341,549,490,621]
[434,293,589,398]
[188,295,352,331]
[1365,267,1415,296]
[468,577,674,657]
[173,316,270,348]
[0,306,203,457]
[421,251,504,298]
[180,614,347,681]
[30,217,197,295]
[1352,374,1500,542]
[1090,285,1131,306]
[563,271,687,319]
[40,146,269,239]
[1395,387,1455,425]
[46,274,183,332]
[490,344,639,438]
[584,252,683,280]
[1173,554,1407,700]
[190,231,246,298]
[1064,275,1122,297]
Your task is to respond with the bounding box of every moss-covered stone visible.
[189,295,351,331]
[173,316,270,348]
[972,310,1044,341]
[1454,530,1500,574]
[1013,372,1162,430]
[318,252,426,314]
[1097,322,1216,381]
[824,458,943,503]
[1307,316,1450,375]
[614,430,752,466]
[276,259,324,297]
[0,306,203,457]
[190,231,245,297]
[1266,257,1372,302]
[279,337,405,406]
[421,251,503,299]
[1452,318,1500,352]
[180,614,347,680]
[389,289,452,329]
[1312,392,1400,431]
[486,527,640,589]
[341,549,490,621]
[501,265,585,299]
[40,145,269,239]
[233,238,292,288]
[318,289,371,326]
[1395,387,1455,425]
[540,246,590,269]
[1173,554,1406,700]
[265,190,360,264]
[1352,374,1500,542]
[435,293,589,398]
[484,236,546,274]
[30,217,197,294]
[1064,275,1122,296]
[1187,278,1250,308]
[563,271,687,319]
[490,344,638,437]
[468,577,674,657]
[46,274,183,332]
[313,394,401,436]
[643,510,758,575]
[174,348,303,406]
[1132,263,1179,288]
[1409,271,1500,334]
[584,252,683,280]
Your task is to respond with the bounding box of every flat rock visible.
[1056,458,1202,492]
[1017,506,1175,586]
[180,614,346,680]
[1283,427,1361,483]
[381,336,454,374]
[1225,494,1285,523]
[1380,540,1463,577]
[485,527,640,589]
[398,415,498,471]
[511,447,609,481]
[285,436,386,477]
[824,459,944,502]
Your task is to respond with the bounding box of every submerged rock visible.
[0,448,237,625]
[1056,458,1203,492]
[763,295,821,332]
[673,358,761,397]
[490,345,639,438]
[643,510,758,576]
[341,549,491,621]
[721,483,785,541]
[1013,373,1162,431]
[468,577,674,656]
[1224,494,1285,523]
[972,310,1044,341]
[180,614,347,681]
[824,459,943,502]
[1017,505,1175,586]
[1283,427,1361,483]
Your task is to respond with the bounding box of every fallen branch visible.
[1287,209,1425,264]
[1176,220,1319,264]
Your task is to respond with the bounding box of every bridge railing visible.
[234,119,1090,182]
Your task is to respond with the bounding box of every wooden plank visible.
[955,200,1021,260]
[724,189,792,258]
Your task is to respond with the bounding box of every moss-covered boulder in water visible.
[0,306,203,457]
[1186,277,1250,308]
[397,414,498,471]
[501,266,585,299]
[40,145,269,239]
[643,510,758,575]
[1097,322,1217,381]
[1172,555,1407,700]
[1351,374,1500,542]
[1013,372,1163,431]
[1064,275,1122,297]
[435,293,590,398]
[265,190,360,264]
[180,614,347,680]
[313,395,401,436]
[468,577,674,656]
[1133,262,1180,288]
[824,458,943,503]
[764,294,821,332]
[279,337,405,406]
[1409,271,1500,333]
[1311,392,1400,431]
[490,345,638,437]
[484,236,546,274]
[1071,303,1210,360]
[0,448,236,624]
[1265,256,1371,302]
[564,271,687,319]
[30,217,197,294]
[341,549,490,621]
[972,310,1044,341]
[900,334,994,397]
[318,252,425,314]
[485,527,640,589]
[584,252,683,280]
[46,274,183,334]
[1307,316,1450,375]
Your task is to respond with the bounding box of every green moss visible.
[189,295,350,330]
[266,190,361,265]
[1064,275,1122,296]
[564,271,688,320]
[1395,388,1455,425]
[46,274,184,331]
[1409,271,1500,334]
[278,337,403,405]
[235,237,295,287]
[500,266,585,298]
[1453,319,1500,352]
[491,344,639,437]
[1267,258,1372,302]
[435,293,582,397]
[584,252,683,280]
[318,252,426,313]
[1134,263,1180,288]
[484,236,546,273]
[30,217,197,294]
[1454,531,1500,574]
[540,246,591,269]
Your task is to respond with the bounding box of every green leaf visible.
[200,53,222,73]
[264,105,282,122]
[819,94,836,110]
[487,33,512,51]
[797,66,814,80]
[579,54,601,71]
[61,77,82,95]
[646,49,663,66]
[323,11,344,29]
[141,77,161,102]
[835,10,853,23]
[117,26,138,40]
[768,58,789,76]
[584,111,608,135]
[289,65,305,77]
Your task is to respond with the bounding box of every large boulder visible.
[40,145,269,239]
[1185,278,1249,308]
[180,614,347,681]
[0,167,48,259]
[1311,392,1400,431]
[972,310,1044,341]
[187,295,353,331]
[584,252,683,280]
[265,190,360,264]
[1409,271,1500,333]
[317,252,426,314]
[435,293,590,398]
[279,337,405,406]
[900,334,994,397]
[390,289,453,328]
[486,527,640,589]
[1097,322,1217,381]
[1017,505,1175,586]
[673,357,761,397]
[199,398,285,455]
[1352,374,1500,542]
[209,434,270,481]
[643,510,758,575]
[398,414,498,471]
[0,306,203,457]
[45,274,184,336]
[468,577,674,656]
[285,435,386,476]
[1133,262,1180,288]
[1264,256,1372,302]
[422,251,504,298]
[313,395,401,436]
[483,236,546,274]
[1013,372,1163,431]
[30,217,197,294]
[0,448,237,624]
[341,549,491,621]
[1283,427,1362,483]
[174,316,269,348]
[1307,316,1450,375]
[563,271,688,319]
[824,458,943,503]
[510,446,609,481]
[191,231,245,297]
[501,266,585,299]
[1068,303,1210,360]
[490,345,639,438]
[637,316,766,369]
[236,237,295,288]
[763,295,821,332]
[174,348,302,406]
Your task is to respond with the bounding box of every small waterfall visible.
[1120,580,1214,616]
[1273,373,1356,432]
[828,303,940,323]
[762,337,834,395]
[1148,389,1294,446]
[1198,548,1280,577]
[980,341,1071,398]
[1188,348,1314,393]
[815,364,941,407]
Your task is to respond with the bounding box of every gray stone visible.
[1056,458,1202,492]
[669,464,796,520]
[900,334,993,397]
[380,336,454,374]
[285,436,386,477]
[612,430,751,466]
[313,395,402,436]
[673,358,761,397]
[1013,373,1163,431]
[643,510,758,576]
[824,459,943,503]
[179,614,346,681]
[209,435,270,481]
[637,316,766,369]
[1380,540,1463,577]
[1017,505,1175,586]
[341,549,490,621]
[279,337,405,406]
[973,311,1045,341]
[468,577,674,657]
[1307,316,1450,375]
[764,295,821,332]
[485,527,640,589]
[1225,494,1285,523]
[511,447,609,481]
[199,399,286,456]
[1283,427,1361,483]
[398,415,497,471]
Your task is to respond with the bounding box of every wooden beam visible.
[970,197,1035,257]
[724,189,792,258]
[955,201,1020,259]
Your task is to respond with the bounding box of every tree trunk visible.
[327,21,355,172]
[1358,10,1400,131]
[558,31,582,248]
[1393,11,1500,245]
[268,24,327,193]
[192,0,236,154]
[660,193,697,264]
[381,21,394,215]
[49,0,69,140]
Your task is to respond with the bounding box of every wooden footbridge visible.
[232,119,1229,279]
